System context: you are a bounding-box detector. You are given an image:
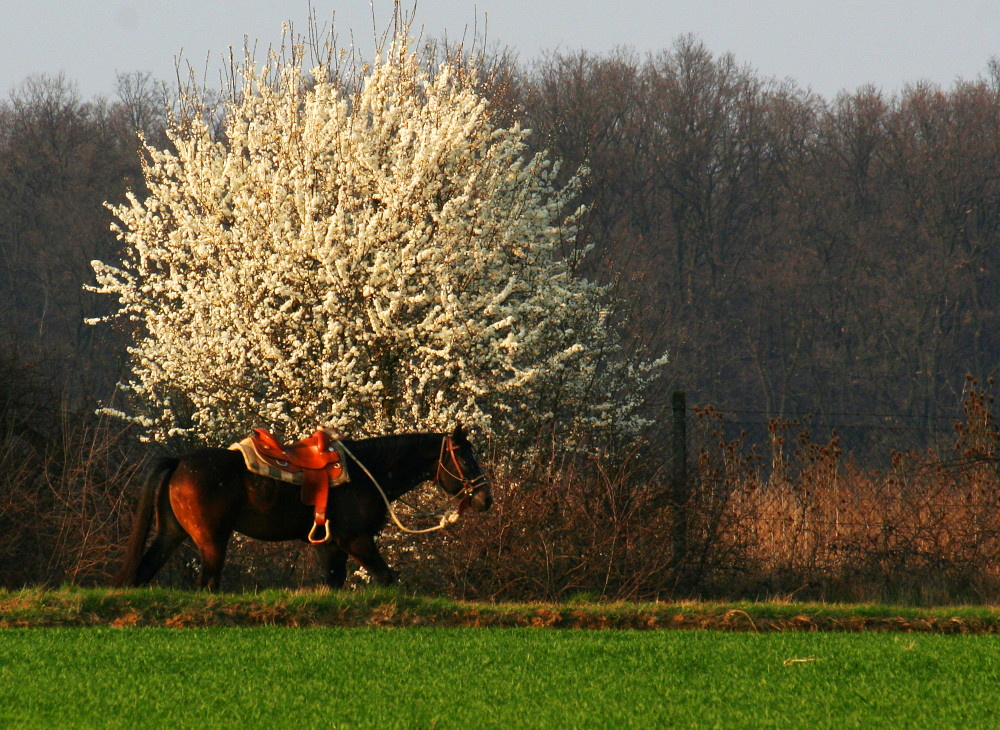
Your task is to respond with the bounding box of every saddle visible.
[250,427,344,472]
[230,427,349,544]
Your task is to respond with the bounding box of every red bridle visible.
[436,435,486,502]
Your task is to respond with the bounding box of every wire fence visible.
[684,400,987,471]
[633,388,999,601]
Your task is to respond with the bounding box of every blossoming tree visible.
[89,32,664,446]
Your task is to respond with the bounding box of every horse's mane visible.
[342,432,440,465]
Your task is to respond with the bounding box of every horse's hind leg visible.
[135,479,189,585]
[135,532,187,585]
[192,534,230,591]
[174,495,232,591]
[168,459,239,591]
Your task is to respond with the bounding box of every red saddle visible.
[249,427,346,544]
[251,427,344,472]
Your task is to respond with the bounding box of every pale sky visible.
[2,0,998,101]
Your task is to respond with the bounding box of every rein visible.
[337,435,477,535]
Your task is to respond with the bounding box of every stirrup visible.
[308,518,331,544]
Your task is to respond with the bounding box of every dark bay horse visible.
[113,425,491,590]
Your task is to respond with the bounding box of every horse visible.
[112,424,492,591]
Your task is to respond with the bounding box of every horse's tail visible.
[111,456,179,587]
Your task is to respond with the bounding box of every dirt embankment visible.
[2,588,999,633]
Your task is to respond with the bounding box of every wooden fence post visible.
[670,390,689,573]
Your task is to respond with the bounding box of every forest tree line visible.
[3,38,998,440]
[517,39,1000,435]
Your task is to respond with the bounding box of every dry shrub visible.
[688,379,1000,603]
[377,441,683,602]
[0,415,147,588]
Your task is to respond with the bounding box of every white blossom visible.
[88,30,664,446]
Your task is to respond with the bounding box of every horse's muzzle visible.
[467,485,493,513]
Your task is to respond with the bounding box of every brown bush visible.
[0,411,147,587]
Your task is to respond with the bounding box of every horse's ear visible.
[452,422,467,442]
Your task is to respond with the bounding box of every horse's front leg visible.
[315,543,349,588]
[344,535,397,585]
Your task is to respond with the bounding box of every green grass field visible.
[2,627,999,728]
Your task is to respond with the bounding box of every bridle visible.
[436,435,487,502]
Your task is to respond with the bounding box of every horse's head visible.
[436,424,492,513]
